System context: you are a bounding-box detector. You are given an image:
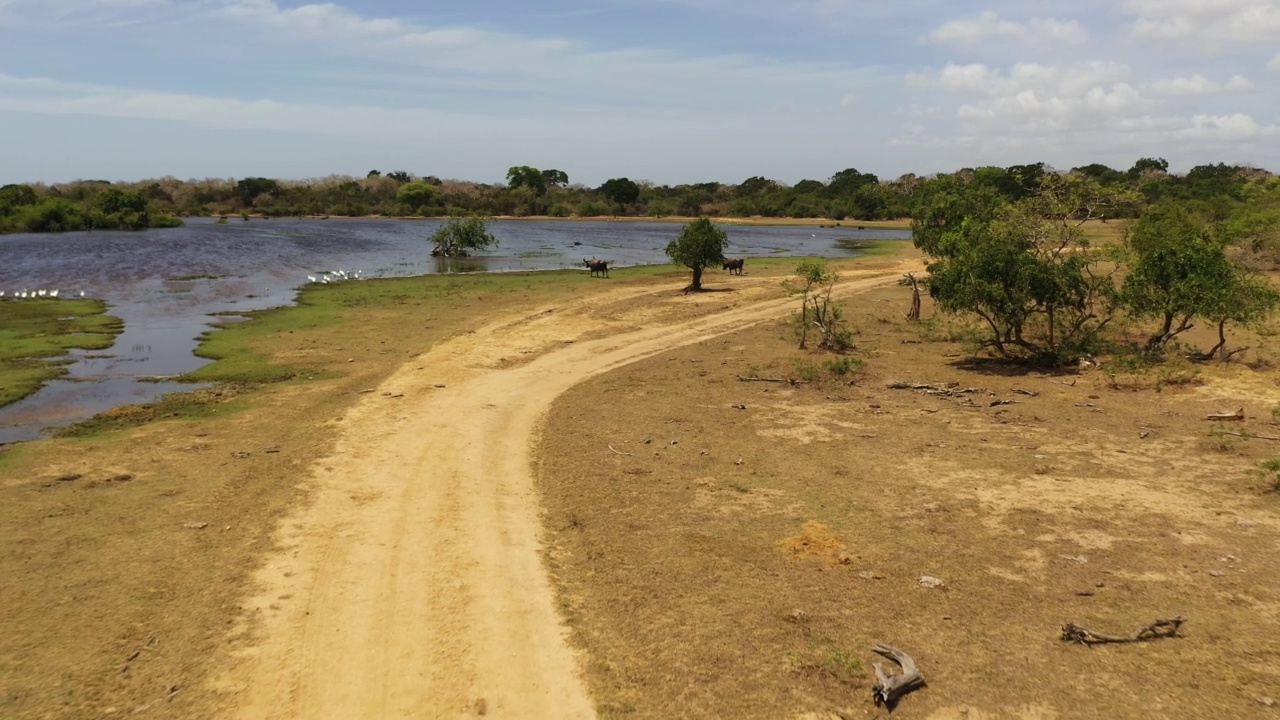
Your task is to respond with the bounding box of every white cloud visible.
[1124,0,1280,47]
[1147,74,1255,95]
[926,11,1087,46]
[1269,53,1280,71]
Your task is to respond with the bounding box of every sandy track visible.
[217,264,915,719]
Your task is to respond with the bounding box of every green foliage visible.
[665,217,729,291]
[1122,202,1280,358]
[506,166,549,196]
[235,177,281,207]
[429,217,498,258]
[822,356,862,378]
[786,260,851,350]
[1259,459,1280,492]
[915,174,1134,364]
[0,183,37,214]
[598,177,641,212]
[396,181,440,214]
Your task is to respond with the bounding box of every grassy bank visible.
[0,298,123,407]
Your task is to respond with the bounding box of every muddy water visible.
[0,217,909,442]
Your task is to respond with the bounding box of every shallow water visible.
[0,218,910,443]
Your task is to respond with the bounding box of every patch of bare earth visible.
[537,284,1280,719]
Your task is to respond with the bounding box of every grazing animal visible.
[584,257,609,278]
[722,257,745,275]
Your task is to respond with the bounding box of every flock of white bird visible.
[0,289,86,299]
[306,269,363,284]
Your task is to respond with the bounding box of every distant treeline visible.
[1,158,1276,234]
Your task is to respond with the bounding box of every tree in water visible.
[665,217,729,292]
[429,217,498,257]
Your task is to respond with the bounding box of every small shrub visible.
[1259,459,1280,491]
[823,356,862,378]
[793,359,820,382]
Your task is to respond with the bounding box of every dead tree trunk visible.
[904,273,921,321]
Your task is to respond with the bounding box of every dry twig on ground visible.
[1060,616,1185,646]
[871,644,925,708]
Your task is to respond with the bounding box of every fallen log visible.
[1205,408,1245,421]
[871,644,926,708]
[736,375,809,385]
[1060,616,1185,646]
[1215,431,1280,441]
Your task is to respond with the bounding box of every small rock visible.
[347,358,355,363]
[264,446,281,454]
[56,473,82,483]
[434,383,447,389]
[112,474,133,482]
[1139,431,1150,439]
[836,552,853,565]
[732,404,747,410]
[1258,696,1274,707]
[1209,570,1224,577]
[643,438,652,444]
[1060,554,1088,564]
[183,522,209,530]
[231,451,251,459]
[919,575,945,589]
[735,457,744,465]
[670,440,678,445]
[700,450,708,456]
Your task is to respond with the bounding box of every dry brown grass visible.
[537,280,1280,719]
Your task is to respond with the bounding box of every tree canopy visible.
[665,217,729,291]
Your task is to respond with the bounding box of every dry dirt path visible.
[216,262,918,720]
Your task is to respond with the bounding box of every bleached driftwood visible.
[871,644,925,708]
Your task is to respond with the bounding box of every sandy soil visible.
[213,261,920,718]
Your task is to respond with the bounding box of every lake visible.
[0,217,911,443]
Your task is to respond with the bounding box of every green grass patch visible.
[0,298,123,407]
[833,238,900,256]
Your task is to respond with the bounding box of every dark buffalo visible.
[584,257,610,278]
[722,257,745,275]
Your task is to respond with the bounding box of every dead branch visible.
[1215,431,1280,441]
[1060,616,1185,646]
[871,644,925,708]
[1205,408,1245,421]
[737,375,808,386]
[1051,379,1078,387]
[1012,388,1040,397]
[904,272,921,322]
[607,445,632,456]
[887,381,980,398]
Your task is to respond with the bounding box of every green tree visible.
[598,177,640,214]
[506,166,548,196]
[915,174,1134,363]
[429,217,498,257]
[386,171,412,183]
[540,169,569,188]
[396,181,439,214]
[0,184,37,214]
[95,188,147,215]
[1122,203,1280,357]
[665,217,729,291]
[235,177,281,207]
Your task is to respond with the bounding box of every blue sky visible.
[1,0,1277,185]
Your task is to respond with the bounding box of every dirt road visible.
[217,264,916,719]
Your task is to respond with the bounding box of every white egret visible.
[50,289,58,297]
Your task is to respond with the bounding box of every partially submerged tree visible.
[665,217,729,292]
[429,217,498,257]
[787,260,850,350]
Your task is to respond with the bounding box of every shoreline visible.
[212,213,914,230]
